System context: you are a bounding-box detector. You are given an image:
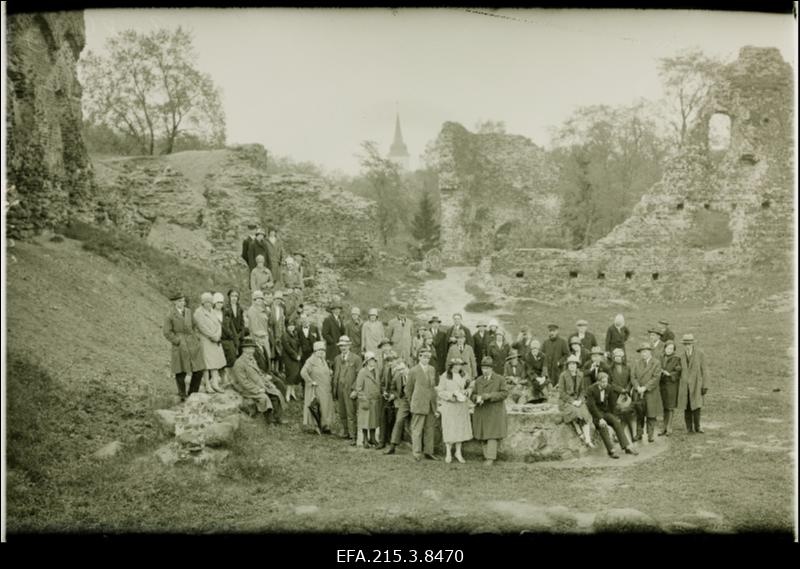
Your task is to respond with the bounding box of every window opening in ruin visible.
[515,270,525,278]
[704,203,711,210]
[762,200,771,209]
[652,272,660,281]
[676,202,685,210]
[597,272,605,280]
[740,154,757,165]
[569,270,578,279]
[708,113,732,151]
[625,271,634,280]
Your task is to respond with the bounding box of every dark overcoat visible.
[221,304,245,367]
[632,357,663,417]
[322,314,345,363]
[163,308,205,374]
[542,336,570,383]
[659,353,682,409]
[676,349,707,411]
[471,371,508,440]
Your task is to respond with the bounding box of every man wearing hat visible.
[406,348,440,461]
[231,338,288,425]
[573,319,598,353]
[361,308,385,354]
[377,351,400,449]
[355,351,382,448]
[301,340,335,433]
[246,227,270,273]
[383,360,411,455]
[332,335,362,444]
[447,313,473,349]
[241,223,257,268]
[605,314,630,357]
[608,347,637,441]
[648,328,665,362]
[583,346,611,385]
[446,329,478,380]
[568,335,591,368]
[345,307,364,355]
[387,309,414,365]
[658,320,675,343]
[269,290,288,372]
[585,371,639,459]
[511,325,534,360]
[428,316,449,376]
[163,292,206,401]
[245,290,274,373]
[523,339,549,404]
[265,227,286,288]
[542,324,570,387]
[322,302,345,366]
[631,342,663,443]
[676,334,708,434]
[471,357,509,466]
[297,314,321,369]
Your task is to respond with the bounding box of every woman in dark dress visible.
[222,289,245,368]
[659,340,682,436]
[282,319,303,401]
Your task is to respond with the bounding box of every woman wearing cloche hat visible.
[355,351,382,448]
[361,308,386,354]
[557,354,595,448]
[193,292,226,393]
[436,358,473,464]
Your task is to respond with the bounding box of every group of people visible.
[164,269,710,464]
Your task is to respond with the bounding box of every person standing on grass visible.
[362,308,386,354]
[322,302,346,366]
[193,292,226,393]
[282,320,303,402]
[406,348,440,462]
[212,292,232,387]
[332,335,362,445]
[585,371,639,459]
[446,330,478,381]
[542,324,570,387]
[605,314,630,358]
[345,306,364,356]
[232,338,287,425]
[632,342,662,443]
[676,334,708,434]
[523,339,549,404]
[659,340,682,436]
[269,290,287,373]
[437,358,473,464]
[383,360,411,455]
[355,351,382,448]
[163,292,206,401]
[245,290,273,373]
[557,354,595,448]
[387,309,414,365]
[300,340,335,434]
[377,352,399,449]
[247,228,270,273]
[472,322,489,364]
[648,328,665,362]
[471,356,509,466]
[250,254,274,293]
[265,227,286,288]
[573,319,598,353]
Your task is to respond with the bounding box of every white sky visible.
[83,8,796,174]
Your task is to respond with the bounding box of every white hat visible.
[363,351,377,364]
[251,290,265,301]
[368,308,379,316]
[212,292,225,304]
[489,318,499,327]
[312,340,326,352]
[337,335,352,346]
[285,256,295,265]
[200,292,214,304]
[351,306,361,315]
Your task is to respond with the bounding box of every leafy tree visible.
[410,191,440,254]
[474,119,506,134]
[80,27,225,155]
[658,48,723,147]
[357,141,407,246]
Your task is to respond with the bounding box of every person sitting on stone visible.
[231,337,288,425]
[557,354,595,448]
[523,339,549,404]
[585,371,639,459]
[250,254,274,293]
[583,346,611,385]
[608,347,637,441]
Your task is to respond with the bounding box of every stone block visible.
[154,409,177,437]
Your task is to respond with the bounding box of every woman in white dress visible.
[436,357,473,463]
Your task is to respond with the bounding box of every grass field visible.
[5,237,796,534]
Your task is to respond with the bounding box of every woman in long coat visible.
[355,352,382,447]
[486,331,511,375]
[361,309,386,353]
[250,255,274,293]
[300,341,335,433]
[282,320,303,400]
[659,340,682,436]
[437,358,473,463]
[193,292,226,392]
[471,357,509,465]
[557,355,595,447]
[163,293,206,400]
[222,289,245,368]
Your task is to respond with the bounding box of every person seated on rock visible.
[231,338,288,425]
[523,339,549,404]
[503,349,528,404]
[583,346,611,385]
[557,355,595,448]
[245,290,273,373]
[446,330,478,381]
[250,254,274,294]
[585,371,639,459]
[608,348,637,441]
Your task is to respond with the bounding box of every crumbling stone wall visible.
[92,145,377,273]
[6,11,95,238]
[430,122,564,264]
[489,47,794,304]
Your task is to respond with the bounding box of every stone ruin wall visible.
[6,11,95,238]
[91,145,378,275]
[489,47,794,304]
[433,122,565,264]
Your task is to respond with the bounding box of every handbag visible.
[616,392,632,412]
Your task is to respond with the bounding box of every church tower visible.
[387,111,410,171]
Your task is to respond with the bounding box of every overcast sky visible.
[83,8,795,174]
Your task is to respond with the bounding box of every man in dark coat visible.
[428,315,449,376]
[406,348,439,461]
[658,319,675,343]
[447,313,473,348]
[241,223,257,267]
[523,339,549,403]
[331,336,362,444]
[472,322,489,364]
[246,228,270,272]
[585,371,639,458]
[383,360,411,455]
[583,346,611,385]
[573,319,598,353]
[297,315,321,369]
[605,314,630,357]
[344,306,364,355]
[471,357,509,466]
[322,303,345,365]
[542,324,570,387]
[512,326,534,359]
[676,334,708,434]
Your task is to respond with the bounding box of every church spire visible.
[388,105,410,170]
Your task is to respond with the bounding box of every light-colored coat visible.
[245,304,272,359]
[231,351,284,413]
[193,306,226,370]
[361,320,385,354]
[632,356,663,417]
[250,266,273,292]
[355,366,382,429]
[163,308,206,374]
[407,363,437,415]
[332,352,363,399]
[387,317,414,363]
[676,348,708,411]
[300,354,335,429]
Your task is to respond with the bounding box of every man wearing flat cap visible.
[163,292,206,401]
[332,335,362,445]
[572,319,598,354]
[676,334,709,434]
[542,324,570,387]
[658,320,675,343]
[648,328,665,362]
[322,302,345,366]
